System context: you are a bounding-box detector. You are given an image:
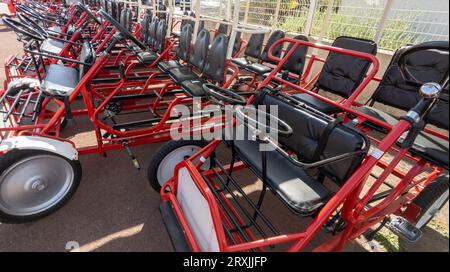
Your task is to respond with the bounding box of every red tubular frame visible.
[159,38,448,252]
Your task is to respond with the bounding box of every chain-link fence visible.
[237,0,449,51]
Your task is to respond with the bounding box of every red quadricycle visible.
[0,2,241,223]
[157,38,449,252]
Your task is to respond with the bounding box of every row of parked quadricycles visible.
[0,0,448,252]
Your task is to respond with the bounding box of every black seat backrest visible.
[217,23,229,36]
[180,10,190,29]
[316,36,378,98]
[116,1,124,22]
[202,34,228,83]
[243,33,264,59]
[158,5,167,21]
[103,0,108,14]
[232,31,242,56]
[370,41,449,130]
[141,13,151,41]
[177,24,193,62]
[281,35,309,78]
[109,1,118,21]
[154,19,166,54]
[147,17,159,47]
[260,30,285,64]
[428,86,449,130]
[79,41,95,79]
[189,29,210,70]
[253,91,368,185]
[120,8,131,31]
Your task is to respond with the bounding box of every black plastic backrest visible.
[282,35,309,77]
[158,5,167,21]
[232,31,242,56]
[103,0,108,14]
[254,91,368,185]
[244,33,264,59]
[79,41,95,79]
[177,24,193,62]
[180,10,189,28]
[370,41,449,130]
[110,1,118,21]
[116,1,123,22]
[316,36,377,98]
[147,17,159,47]
[141,13,151,41]
[427,86,449,130]
[154,19,166,54]
[217,23,228,36]
[188,11,196,29]
[119,8,131,31]
[203,34,229,83]
[260,30,285,64]
[189,29,210,70]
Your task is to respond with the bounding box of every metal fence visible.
[232,0,449,51]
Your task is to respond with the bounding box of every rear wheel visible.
[147,140,213,193]
[413,174,449,229]
[0,149,82,223]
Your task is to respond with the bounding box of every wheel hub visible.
[31,179,47,192]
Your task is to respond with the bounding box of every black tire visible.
[147,140,213,193]
[0,149,82,224]
[412,173,449,229]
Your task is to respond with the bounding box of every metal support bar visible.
[272,0,282,30]
[374,0,394,43]
[317,0,335,44]
[167,0,174,37]
[243,0,251,23]
[226,0,242,58]
[192,0,201,43]
[304,0,318,36]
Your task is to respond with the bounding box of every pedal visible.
[386,215,422,243]
[123,142,141,170]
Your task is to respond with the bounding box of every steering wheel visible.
[77,3,102,25]
[2,17,46,41]
[99,9,147,50]
[16,12,49,39]
[398,41,449,86]
[15,4,45,21]
[235,105,293,137]
[202,84,247,106]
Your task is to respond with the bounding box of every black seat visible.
[181,33,229,97]
[216,23,229,36]
[41,41,94,97]
[245,30,285,75]
[158,24,193,72]
[147,17,159,49]
[140,13,151,42]
[137,19,167,64]
[355,41,449,169]
[292,36,377,114]
[119,8,132,32]
[231,32,264,68]
[263,34,309,83]
[168,29,210,83]
[233,91,369,215]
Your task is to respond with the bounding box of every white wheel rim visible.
[415,189,449,229]
[0,154,74,216]
[157,145,211,187]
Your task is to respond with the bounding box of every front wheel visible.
[413,174,449,229]
[147,140,213,193]
[0,149,82,223]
